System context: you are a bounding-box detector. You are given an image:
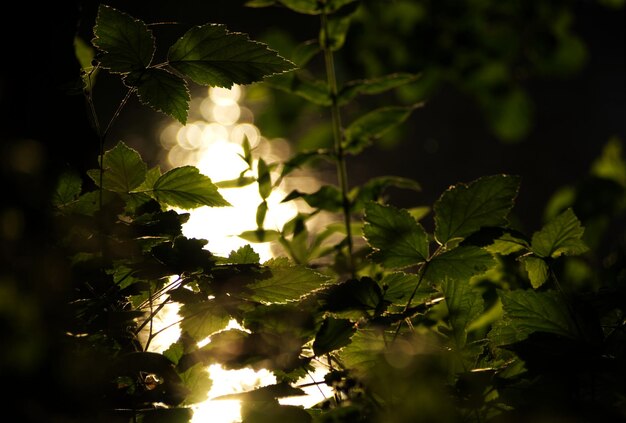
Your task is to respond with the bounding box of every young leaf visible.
[135,165,162,192]
[88,141,147,192]
[238,229,281,243]
[92,5,155,73]
[338,73,421,105]
[313,317,356,356]
[168,24,295,88]
[351,176,421,212]
[126,68,190,124]
[265,72,331,106]
[319,1,359,51]
[363,202,429,269]
[344,105,422,154]
[425,246,495,284]
[152,166,231,209]
[282,186,343,212]
[521,256,549,289]
[530,207,589,258]
[256,200,268,227]
[257,158,272,200]
[243,257,330,303]
[434,174,521,245]
[227,244,261,264]
[179,302,231,341]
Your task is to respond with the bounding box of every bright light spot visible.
[212,103,241,126]
[156,84,326,422]
[210,85,242,105]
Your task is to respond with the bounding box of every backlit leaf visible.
[53,171,82,207]
[521,256,549,289]
[440,278,484,349]
[179,362,212,405]
[425,246,495,284]
[88,141,147,193]
[168,24,294,88]
[244,257,331,303]
[313,317,356,356]
[227,244,260,264]
[179,302,231,341]
[491,290,581,346]
[344,105,421,154]
[530,208,589,258]
[266,72,331,106]
[381,272,435,307]
[92,5,155,73]
[152,166,231,209]
[434,174,520,245]
[339,73,421,105]
[339,328,386,376]
[127,68,190,124]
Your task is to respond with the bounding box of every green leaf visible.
[215,176,256,188]
[344,105,421,154]
[277,0,322,14]
[53,171,82,207]
[256,201,268,227]
[238,229,281,243]
[216,382,306,401]
[339,328,386,376]
[136,165,162,192]
[530,208,589,258]
[241,402,312,423]
[127,68,190,124]
[227,244,260,264]
[381,272,435,307]
[491,290,581,346]
[434,174,521,245]
[265,72,331,106]
[319,1,359,51]
[92,5,155,73]
[363,202,429,269]
[313,317,356,356]
[88,141,147,192]
[425,246,496,284]
[245,0,276,7]
[152,166,231,209]
[352,176,421,212]
[244,257,330,303]
[590,137,626,187]
[521,256,549,289]
[485,232,530,255]
[440,279,484,349]
[168,24,295,88]
[257,158,272,199]
[179,302,231,341]
[282,186,343,212]
[338,73,421,105]
[140,408,193,423]
[179,362,213,405]
[291,40,319,67]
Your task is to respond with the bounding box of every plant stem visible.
[321,11,355,278]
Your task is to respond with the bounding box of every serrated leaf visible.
[521,256,549,289]
[179,362,213,405]
[338,73,421,105]
[492,290,581,345]
[339,328,386,376]
[136,165,162,192]
[53,171,82,207]
[381,272,435,306]
[227,244,260,264]
[440,278,484,349]
[363,202,429,269]
[127,68,190,124]
[152,166,230,209]
[530,208,589,258]
[344,105,421,155]
[425,246,496,284]
[88,141,147,192]
[434,174,521,245]
[313,317,356,356]
[179,301,231,341]
[92,4,155,73]
[244,257,330,303]
[485,232,530,255]
[320,277,383,313]
[168,24,295,88]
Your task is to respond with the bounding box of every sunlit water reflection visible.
[152,85,332,422]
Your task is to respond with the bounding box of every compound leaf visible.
[88,141,147,193]
[127,68,190,124]
[152,166,231,209]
